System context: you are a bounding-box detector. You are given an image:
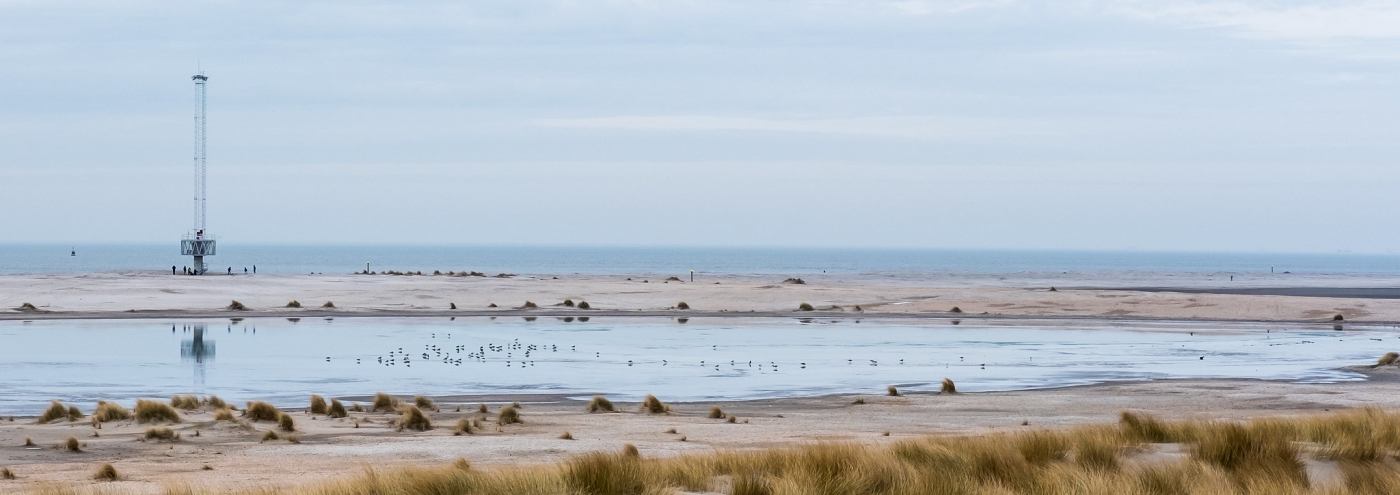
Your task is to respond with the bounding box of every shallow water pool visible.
[0,317,1393,414]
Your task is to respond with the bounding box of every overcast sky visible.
[1,0,1397,252]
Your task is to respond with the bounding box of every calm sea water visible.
[2,244,1399,276]
[0,317,1389,415]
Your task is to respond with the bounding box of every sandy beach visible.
[3,272,1400,493]
[4,271,1400,323]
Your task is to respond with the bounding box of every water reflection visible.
[179,324,216,386]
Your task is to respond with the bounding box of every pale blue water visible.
[0,317,1391,415]
[2,244,1399,276]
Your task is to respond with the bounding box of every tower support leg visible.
[194,256,205,275]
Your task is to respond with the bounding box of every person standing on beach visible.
[172,266,176,275]
[253,265,256,274]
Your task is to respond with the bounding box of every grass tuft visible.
[135,399,181,423]
[206,395,226,409]
[328,398,347,418]
[214,408,236,422]
[497,406,522,425]
[286,300,301,308]
[24,437,35,446]
[521,301,538,309]
[676,301,690,310]
[950,306,963,313]
[560,432,574,440]
[144,427,179,441]
[244,401,281,422]
[587,396,615,413]
[941,378,958,394]
[373,393,400,412]
[798,302,814,311]
[278,413,296,432]
[563,299,575,307]
[396,405,433,431]
[93,401,131,422]
[640,395,669,414]
[1335,313,1346,321]
[65,436,80,451]
[1119,411,1173,443]
[578,301,591,309]
[310,394,328,415]
[453,458,471,470]
[1379,352,1399,367]
[414,395,438,411]
[709,406,725,419]
[18,302,38,311]
[887,385,900,397]
[171,395,200,410]
[261,430,279,442]
[453,418,473,436]
[0,467,13,479]
[478,403,489,414]
[322,301,336,308]
[227,300,247,310]
[93,462,118,481]
[37,401,70,423]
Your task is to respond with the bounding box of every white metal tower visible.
[180,73,216,274]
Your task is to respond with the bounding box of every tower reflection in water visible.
[179,324,216,387]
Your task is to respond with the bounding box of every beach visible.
[2,271,1400,493]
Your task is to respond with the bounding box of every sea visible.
[2,244,1399,276]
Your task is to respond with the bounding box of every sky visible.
[1,0,1398,252]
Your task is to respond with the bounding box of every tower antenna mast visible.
[180,72,216,274]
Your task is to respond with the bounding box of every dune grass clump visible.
[351,402,364,412]
[213,408,235,421]
[887,385,900,397]
[676,301,690,310]
[205,395,226,409]
[328,398,347,418]
[521,301,538,309]
[1335,313,1346,321]
[450,302,457,309]
[244,401,281,422]
[563,299,575,307]
[709,406,725,419]
[1380,352,1399,367]
[1,466,14,479]
[67,405,84,421]
[286,300,302,308]
[309,394,328,415]
[18,302,38,311]
[144,427,179,442]
[941,378,958,394]
[134,399,180,423]
[414,395,438,412]
[453,418,473,436]
[640,395,669,415]
[373,393,400,412]
[322,301,336,308]
[278,413,296,432]
[171,395,201,410]
[497,406,522,425]
[560,431,574,440]
[950,306,963,313]
[93,463,118,481]
[797,302,814,311]
[64,436,81,452]
[37,401,72,423]
[396,405,432,431]
[24,437,35,447]
[478,403,489,414]
[227,300,247,310]
[578,301,591,309]
[261,430,279,442]
[1120,410,1173,443]
[587,396,615,413]
[1191,422,1307,487]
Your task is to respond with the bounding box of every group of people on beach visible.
[173,265,256,275]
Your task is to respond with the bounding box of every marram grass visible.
[27,408,1400,495]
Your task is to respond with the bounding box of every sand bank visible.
[4,272,1400,323]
